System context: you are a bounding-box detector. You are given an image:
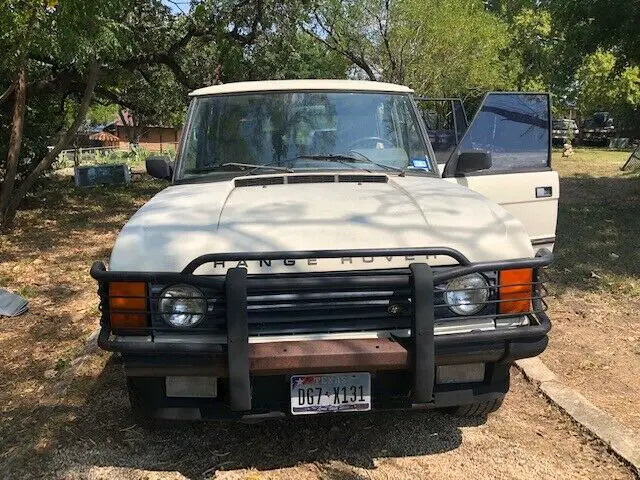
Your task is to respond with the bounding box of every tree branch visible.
[9,61,101,212]
[303,16,377,81]
[95,87,140,113]
[0,82,15,105]
[157,53,197,89]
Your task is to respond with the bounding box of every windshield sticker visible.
[410,158,428,168]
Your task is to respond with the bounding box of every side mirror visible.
[455,151,492,174]
[146,156,173,180]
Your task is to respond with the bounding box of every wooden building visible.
[104,111,180,152]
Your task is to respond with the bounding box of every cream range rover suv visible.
[91,80,558,420]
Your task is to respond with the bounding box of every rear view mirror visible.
[455,151,492,174]
[146,156,173,180]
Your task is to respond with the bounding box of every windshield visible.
[177,91,435,180]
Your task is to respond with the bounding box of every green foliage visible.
[549,0,640,67]
[309,0,514,96]
[392,0,514,96]
[1,0,350,225]
[86,104,120,126]
[54,147,157,170]
[3,0,640,227]
[575,50,640,128]
[508,8,554,90]
[0,0,136,175]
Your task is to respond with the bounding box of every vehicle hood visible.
[109,174,533,273]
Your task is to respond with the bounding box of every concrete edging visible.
[515,357,640,475]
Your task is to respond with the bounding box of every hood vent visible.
[235,174,388,188]
[338,174,388,183]
[235,176,285,187]
[288,174,335,184]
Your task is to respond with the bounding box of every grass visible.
[552,147,633,177]
[0,173,167,477]
[541,147,640,434]
[550,147,640,297]
[16,285,38,299]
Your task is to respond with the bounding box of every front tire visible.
[449,397,504,417]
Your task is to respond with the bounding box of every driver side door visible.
[441,93,559,253]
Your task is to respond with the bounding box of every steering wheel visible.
[347,136,395,150]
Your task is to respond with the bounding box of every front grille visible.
[149,271,415,335]
[142,269,548,336]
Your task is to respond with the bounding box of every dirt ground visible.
[544,149,640,434]
[2,358,635,480]
[0,150,638,478]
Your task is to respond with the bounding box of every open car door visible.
[441,92,559,252]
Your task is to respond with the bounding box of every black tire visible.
[448,397,504,417]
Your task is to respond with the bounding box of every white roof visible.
[189,79,413,96]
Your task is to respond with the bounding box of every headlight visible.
[159,284,206,327]
[444,274,489,315]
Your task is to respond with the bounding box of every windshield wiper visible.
[186,163,292,174]
[222,162,294,173]
[344,151,406,175]
[294,153,405,175]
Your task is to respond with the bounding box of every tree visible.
[306,0,514,96]
[1,0,349,230]
[304,0,384,81]
[0,0,129,229]
[506,8,555,91]
[549,1,640,67]
[391,0,514,96]
[575,50,640,130]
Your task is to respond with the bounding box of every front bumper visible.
[91,247,552,416]
[99,317,549,375]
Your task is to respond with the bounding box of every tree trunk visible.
[1,61,101,229]
[0,66,27,230]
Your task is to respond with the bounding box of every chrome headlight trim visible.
[158,284,206,328]
[444,273,490,316]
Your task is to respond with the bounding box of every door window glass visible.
[456,93,550,172]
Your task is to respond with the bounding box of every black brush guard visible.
[90,247,552,411]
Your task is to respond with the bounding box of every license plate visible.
[290,372,371,415]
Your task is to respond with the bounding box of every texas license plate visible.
[290,373,371,415]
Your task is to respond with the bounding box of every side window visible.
[455,93,550,172]
[415,98,468,164]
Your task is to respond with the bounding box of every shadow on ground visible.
[5,176,166,254]
[550,174,640,294]
[2,356,486,479]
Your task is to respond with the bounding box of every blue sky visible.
[162,0,190,14]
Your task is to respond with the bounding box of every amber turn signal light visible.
[109,282,147,329]
[498,269,533,314]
